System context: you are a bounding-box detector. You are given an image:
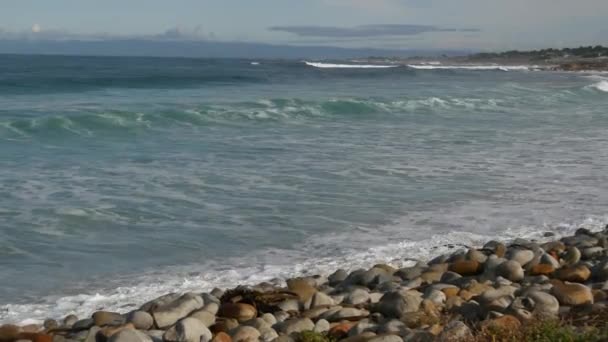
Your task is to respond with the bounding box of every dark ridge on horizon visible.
[0,39,472,59]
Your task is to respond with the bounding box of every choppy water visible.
[1,55,607,323]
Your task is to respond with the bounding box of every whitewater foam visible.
[1,216,605,324]
[407,64,533,71]
[592,80,608,92]
[305,61,399,69]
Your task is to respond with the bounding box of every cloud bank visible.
[269,24,479,38]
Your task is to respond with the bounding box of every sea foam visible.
[407,64,533,71]
[305,61,399,69]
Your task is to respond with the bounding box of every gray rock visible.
[140,293,181,312]
[527,291,560,318]
[348,319,378,336]
[437,321,472,341]
[261,313,277,326]
[83,326,101,342]
[210,288,224,298]
[44,319,59,330]
[478,285,518,304]
[562,246,581,265]
[343,288,370,305]
[127,311,154,330]
[201,293,220,305]
[582,247,604,260]
[108,329,153,342]
[144,330,164,342]
[539,253,560,269]
[162,317,212,342]
[200,302,219,316]
[274,318,315,335]
[368,335,403,342]
[72,318,94,330]
[310,292,335,308]
[506,248,534,266]
[394,267,423,281]
[326,308,369,322]
[377,319,407,335]
[496,261,524,282]
[188,310,215,327]
[439,272,462,284]
[422,289,446,306]
[63,315,79,328]
[467,249,488,263]
[229,326,261,342]
[277,299,300,312]
[457,301,483,322]
[328,269,348,286]
[313,319,330,333]
[273,311,290,323]
[259,328,278,342]
[152,293,203,329]
[374,291,423,318]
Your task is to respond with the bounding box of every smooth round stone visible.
[126,311,153,330]
[163,317,212,342]
[109,330,153,342]
[377,319,407,335]
[555,265,591,282]
[189,310,216,328]
[273,311,290,322]
[229,326,260,342]
[259,328,278,342]
[260,313,277,326]
[437,321,472,341]
[394,267,423,281]
[467,249,488,263]
[374,291,423,318]
[562,246,582,265]
[551,281,594,306]
[526,291,560,317]
[506,248,535,266]
[310,291,335,308]
[348,319,378,337]
[367,335,403,342]
[62,315,78,328]
[343,288,371,305]
[313,319,330,333]
[582,247,604,260]
[496,261,524,282]
[328,269,348,286]
[274,318,314,335]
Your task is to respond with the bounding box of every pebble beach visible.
[3,226,608,342]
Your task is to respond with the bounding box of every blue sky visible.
[1,0,607,50]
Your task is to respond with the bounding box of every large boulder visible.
[374,291,423,318]
[93,311,125,327]
[496,261,524,282]
[229,326,260,342]
[188,310,216,327]
[163,317,212,342]
[217,303,257,322]
[273,318,314,335]
[550,281,593,306]
[108,329,153,342]
[151,293,203,329]
[126,311,154,330]
[286,279,317,303]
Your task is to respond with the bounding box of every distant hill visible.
[0,39,471,59]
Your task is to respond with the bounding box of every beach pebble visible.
[210,332,231,342]
[313,319,330,333]
[551,281,593,306]
[151,293,203,329]
[310,291,335,307]
[366,335,403,342]
[217,303,257,322]
[448,260,482,276]
[561,247,581,265]
[108,329,152,342]
[554,265,591,282]
[188,310,216,327]
[72,319,94,331]
[286,279,317,303]
[374,291,423,318]
[259,328,278,342]
[329,269,348,286]
[229,326,260,342]
[437,321,472,341]
[496,261,524,282]
[274,318,314,335]
[163,317,212,342]
[507,248,535,266]
[526,291,560,318]
[126,311,153,330]
[348,319,378,337]
[343,288,371,305]
[93,311,125,327]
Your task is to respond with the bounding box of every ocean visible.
[1,54,607,323]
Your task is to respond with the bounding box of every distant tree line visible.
[470,45,608,60]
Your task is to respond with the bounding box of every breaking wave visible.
[305,61,399,69]
[407,64,534,71]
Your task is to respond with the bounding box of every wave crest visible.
[305,61,399,69]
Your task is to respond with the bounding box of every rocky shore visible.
[3,227,608,342]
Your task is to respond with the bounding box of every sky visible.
[0,0,607,51]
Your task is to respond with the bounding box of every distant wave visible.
[592,80,608,92]
[407,64,533,71]
[305,61,399,69]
